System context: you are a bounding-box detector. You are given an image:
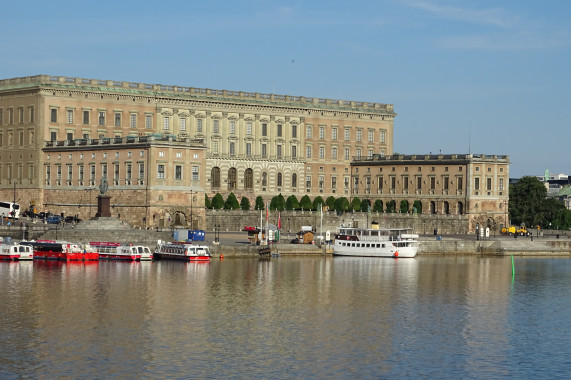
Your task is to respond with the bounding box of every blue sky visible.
[2,0,570,178]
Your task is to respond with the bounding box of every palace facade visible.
[0,75,509,231]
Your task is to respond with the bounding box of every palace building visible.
[0,75,507,231]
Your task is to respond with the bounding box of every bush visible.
[211,193,224,210]
[224,193,240,210]
[300,195,312,211]
[313,196,324,211]
[286,195,300,210]
[255,196,265,210]
[240,197,250,210]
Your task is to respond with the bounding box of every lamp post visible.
[189,190,196,231]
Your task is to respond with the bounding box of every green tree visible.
[300,195,312,210]
[269,193,286,211]
[351,197,361,212]
[386,200,396,213]
[240,196,250,210]
[400,200,409,213]
[211,193,224,210]
[510,176,554,227]
[286,195,300,210]
[224,192,240,210]
[255,196,265,210]
[373,200,383,212]
[205,194,211,209]
[313,196,324,211]
[360,199,371,212]
[326,196,336,210]
[412,200,422,214]
[334,197,350,213]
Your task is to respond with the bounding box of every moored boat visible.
[153,241,211,261]
[0,243,34,260]
[21,240,99,261]
[333,225,419,258]
[90,242,141,261]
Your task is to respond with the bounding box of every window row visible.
[0,107,35,125]
[305,125,387,143]
[49,108,153,129]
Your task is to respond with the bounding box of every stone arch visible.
[457,201,464,215]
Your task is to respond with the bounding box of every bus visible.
[0,202,20,219]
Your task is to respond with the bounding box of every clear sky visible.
[2,0,569,178]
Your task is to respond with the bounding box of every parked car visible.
[46,215,62,224]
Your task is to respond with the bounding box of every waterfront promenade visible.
[1,219,570,258]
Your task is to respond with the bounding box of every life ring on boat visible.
[394,251,399,258]
[346,236,350,240]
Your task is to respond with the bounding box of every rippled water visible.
[0,256,570,379]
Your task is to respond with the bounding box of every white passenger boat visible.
[333,225,419,258]
[0,243,34,260]
[90,242,153,261]
[153,241,211,261]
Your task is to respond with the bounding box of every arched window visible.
[228,167,237,190]
[262,172,268,187]
[277,172,283,187]
[211,167,220,189]
[244,168,253,190]
[292,173,297,188]
[443,201,450,214]
[457,202,463,215]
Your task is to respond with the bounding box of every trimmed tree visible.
[334,197,350,213]
[386,200,396,213]
[300,195,312,210]
[211,193,224,210]
[205,194,212,209]
[286,195,300,210]
[312,196,325,211]
[326,196,336,210]
[351,197,362,212]
[412,200,422,214]
[361,199,371,212]
[240,196,251,210]
[255,196,265,211]
[224,193,240,210]
[373,200,383,212]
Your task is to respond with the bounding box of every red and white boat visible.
[0,243,34,260]
[21,240,99,261]
[90,242,139,261]
[153,241,211,261]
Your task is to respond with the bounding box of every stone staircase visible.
[36,217,173,247]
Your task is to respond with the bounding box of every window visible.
[230,142,236,155]
[98,111,105,126]
[444,177,449,190]
[277,124,282,137]
[319,126,325,139]
[126,164,132,180]
[8,108,13,124]
[332,128,337,140]
[345,148,350,160]
[19,131,24,146]
[67,165,73,181]
[79,165,84,181]
[176,152,182,158]
[261,143,267,157]
[50,131,57,141]
[356,130,362,142]
[175,165,182,180]
[291,145,297,158]
[67,110,73,124]
[332,147,337,159]
[115,112,121,127]
[66,132,73,141]
[130,114,137,128]
[319,146,325,159]
[261,123,267,136]
[487,178,492,191]
[417,176,422,190]
[380,130,386,143]
[90,165,96,181]
[157,164,165,179]
[306,126,312,138]
[499,178,504,191]
[277,145,282,158]
[246,142,252,156]
[356,149,361,158]
[229,120,236,134]
[212,140,219,154]
[345,177,350,190]
[291,125,297,138]
[138,163,145,179]
[18,108,23,123]
[180,117,186,131]
[29,107,34,123]
[192,166,199,181]
[344,129,350,141]
[246,122,252,135]
[262,172,268,187]
[145,114,152,129]
[457,177,463,190]
[368,130,374,142]
[163,117,170,130]
[114,164,120,180]
[159,151,165,157]
[306,175,312,188]
[306,146,312,158]
[292,173,297,187]
[197,119,203,132]
[0,109,3,125]
[368,150,373,158]
[50,109,57,123]
[277,172,283,187]
[83,110,90,125]
[319,176,325,189]
[332,177,337,189]
[213,119,219,133]
[101,163,108,179]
